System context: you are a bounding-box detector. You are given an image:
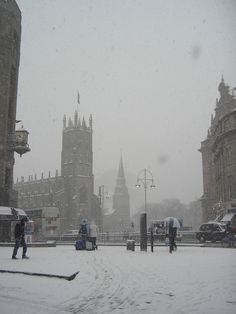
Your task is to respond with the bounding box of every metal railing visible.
[97,231,199,244]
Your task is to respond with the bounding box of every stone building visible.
[199,77,236,222]
[0,0,21,207]
[15,111,102,232]
[103,156,131,232]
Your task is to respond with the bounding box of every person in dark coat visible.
[12,217,29,259]
[168,218,177,253]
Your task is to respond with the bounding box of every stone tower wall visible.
[0,0,21,206]
[61,114,94,224]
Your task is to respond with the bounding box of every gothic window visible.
[228,176,233,199]
[225,119,229,131]
[13,31,19,65]
[228,147,231,162]
[225,147,229,164]
[223,120,227,132]
[4,167,11,189]
[79,185,87,204]
[219,122,222,134]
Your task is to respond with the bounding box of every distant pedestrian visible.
[12,217,29,259]
[89,220,98,249]
[168,218,177,253]
[79,219,89,249]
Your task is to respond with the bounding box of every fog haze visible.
[15,0,236,213]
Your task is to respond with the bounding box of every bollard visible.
[127,240,135,251]
[150,228,154,252]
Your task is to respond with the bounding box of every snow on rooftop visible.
[0,206,27,217]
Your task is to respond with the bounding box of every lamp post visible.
[136,169,155,251]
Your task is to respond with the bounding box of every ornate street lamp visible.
[136,169,156,213]
[136,168,156,251]
[14,125,30,157]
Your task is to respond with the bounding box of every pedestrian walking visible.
[168,218,177,253]
[164,217,181,253]
[12,217,29,259]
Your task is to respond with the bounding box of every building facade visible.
[0,0,21,207]
[199,78,236,222]
[103,156,131,232]
[15,111,102,232]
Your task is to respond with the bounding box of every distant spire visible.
[89,114,92,128]
[113,155,128,195]
[118,155,125,179]
[112,155,130,230]
[63,115,66,129]
[68,117,73,128]
[218,75,226,94]
[77,90,80,105]
[82,117,86,128]
[74,110,78,126]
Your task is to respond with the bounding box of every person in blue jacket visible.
[79,219,90,249]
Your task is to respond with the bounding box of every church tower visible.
[61,111,94,226]
[112,156,130,231]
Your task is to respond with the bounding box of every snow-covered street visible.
[0,245,235,314]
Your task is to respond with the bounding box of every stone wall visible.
[200,78,236,221]
[0,0,21,207]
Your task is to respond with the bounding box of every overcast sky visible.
[15,0,236,213]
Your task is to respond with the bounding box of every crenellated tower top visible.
[63,112,92,132]
[62,92,92,131]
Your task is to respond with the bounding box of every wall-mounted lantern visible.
[14,125,30,157]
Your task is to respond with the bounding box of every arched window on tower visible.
[79,185,87,204]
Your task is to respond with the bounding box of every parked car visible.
[61,229,79,240]
[196,222,226,243]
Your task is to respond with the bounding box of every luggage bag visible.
[75,240,84,250]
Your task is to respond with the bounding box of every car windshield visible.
[200,223,226,231]
[220,224,226,231]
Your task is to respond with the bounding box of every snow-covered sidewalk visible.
[0,245,235,314]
